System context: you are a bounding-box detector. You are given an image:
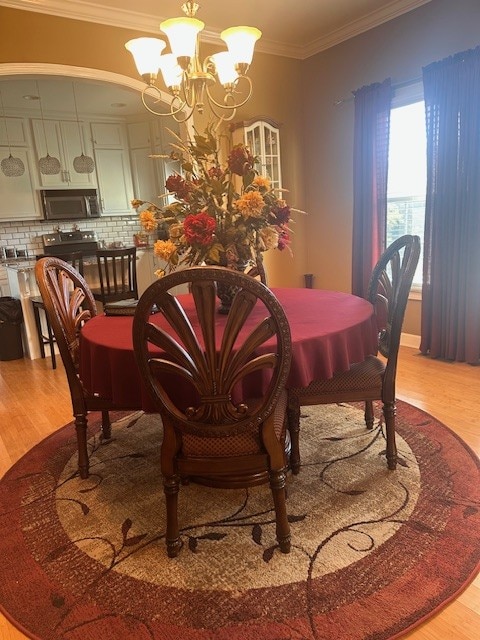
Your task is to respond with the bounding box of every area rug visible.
[0,401,479,640]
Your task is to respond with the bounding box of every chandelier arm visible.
[141,86,193,120]
[205,99,237,123]
[205,76,253,111]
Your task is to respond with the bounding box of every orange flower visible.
[154,239,177,261]
[252,175,271,190]
[235,191,265,219]
[139,210,158,232]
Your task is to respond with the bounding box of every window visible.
[387,96,426,287]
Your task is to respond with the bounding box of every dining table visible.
[79,288,379,413]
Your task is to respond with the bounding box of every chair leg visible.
[269,468,291,553]
[383,400,397,470]
[164,475,181,557]
[75,413,89,479]
[100,410,112,441]
[32,303,46,359]
[364,400,374,429]
[45,314,56,369]
[287,397,301,474]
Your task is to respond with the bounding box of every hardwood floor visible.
[0,347,479,639]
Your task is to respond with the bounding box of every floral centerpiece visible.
[132,127,300,310]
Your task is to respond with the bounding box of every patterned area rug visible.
[0,401,479,640]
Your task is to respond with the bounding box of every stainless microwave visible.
[40,189,101,221]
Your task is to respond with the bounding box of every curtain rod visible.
[334,75,422,106]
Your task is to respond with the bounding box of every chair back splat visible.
[287,234,421,474]
[133,265,292,557]
[35,257,135,479]
[92,247,138,306]
[31,251,85,369]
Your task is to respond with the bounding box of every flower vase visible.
[216,263,248,314]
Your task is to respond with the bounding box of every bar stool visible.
[91,247,138,307]
[31,253,84,369]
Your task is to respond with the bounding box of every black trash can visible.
[0,296,24,361]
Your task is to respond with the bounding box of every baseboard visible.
[401,333,420,349]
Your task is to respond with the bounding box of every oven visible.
[41,230,99,258]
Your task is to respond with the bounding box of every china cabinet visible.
[231,116,282,189]
[31,119,95,187]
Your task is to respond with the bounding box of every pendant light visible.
[71,82,95,174]
[0,90,25,177]
[36,80,61,175]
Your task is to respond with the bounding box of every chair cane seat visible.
[290,356,385,399]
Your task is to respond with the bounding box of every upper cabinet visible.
[0,116,41,221]
[231,117,282,190]
[91,122,134,215]
[31,119,96,188]
[127,120,181,206]
[0,146,40,221]
[0,117,30,147]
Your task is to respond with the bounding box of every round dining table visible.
[79,288,379,411]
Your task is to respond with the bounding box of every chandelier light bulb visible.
[160,17,204,64]
[125,38,166,80]
[157,53,184,89]
[220,27,262,69]
[211,52,239,86]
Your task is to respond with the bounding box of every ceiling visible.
[0,0,433,119]
[3,0,433,59]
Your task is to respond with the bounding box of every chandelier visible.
[125,1,261,123]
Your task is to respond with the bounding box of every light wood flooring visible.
[0,347,479,639]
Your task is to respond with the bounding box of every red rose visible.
[227,144,255,176]
[183,212,216,246]
[165,174,192,200]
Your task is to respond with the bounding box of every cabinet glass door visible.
[245,120,282,190]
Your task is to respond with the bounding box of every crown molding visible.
[1,0,433,60]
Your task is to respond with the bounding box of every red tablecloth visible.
[79,288,378,410]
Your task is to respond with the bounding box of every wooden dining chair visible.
[132,266,292,557]
[287,234,421,473]
[35,256,135,479]
[31,251,84,369]
[91,246,138,306]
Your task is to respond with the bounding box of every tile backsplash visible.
[0,215,142,296]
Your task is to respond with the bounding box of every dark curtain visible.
[352,79,393,297]
[421,47,480,364]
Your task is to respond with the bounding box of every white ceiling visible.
[3,0,432,59]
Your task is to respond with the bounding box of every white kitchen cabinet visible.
[91,122,134,215]
[91,122,126,149]
[130,147,160,204]
[0,146,41,221]
[127,120,180,207]
[0,117,30,147]
[128,121,151,149]
[31,119,95,188]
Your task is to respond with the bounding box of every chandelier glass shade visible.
[36,81,61,176]
[71,82,95,174]
[125,2,261,123]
